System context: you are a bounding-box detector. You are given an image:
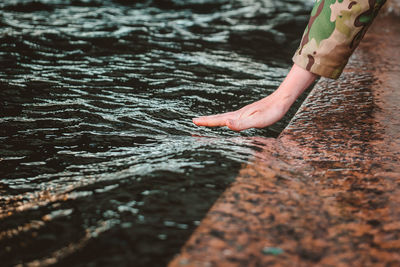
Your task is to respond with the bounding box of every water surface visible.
[0,0,312,265]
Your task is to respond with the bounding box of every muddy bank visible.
[169,11,400,267]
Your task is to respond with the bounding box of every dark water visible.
[0,0,312,266]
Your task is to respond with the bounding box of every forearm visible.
[272,64,318,109]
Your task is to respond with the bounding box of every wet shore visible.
[169,10,400,267]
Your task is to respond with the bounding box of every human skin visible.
[192,64,318,132]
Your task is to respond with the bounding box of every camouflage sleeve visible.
[293,0,386,79]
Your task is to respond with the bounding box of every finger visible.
[226,115,261,132]
[193,113,231,127]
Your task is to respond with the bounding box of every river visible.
[0,0,312,265]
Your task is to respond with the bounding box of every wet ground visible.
[0,0,313,266]
[170,12,400,267]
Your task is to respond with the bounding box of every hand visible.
[193,94,291,132]
[193,64,318,132]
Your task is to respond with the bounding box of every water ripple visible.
[0,0,312,265]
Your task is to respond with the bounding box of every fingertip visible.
[192,117,201,125]
[193,116,209,126]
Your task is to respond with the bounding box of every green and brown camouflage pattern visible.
[293,0,386,79]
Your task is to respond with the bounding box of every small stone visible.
[261,247,284,255]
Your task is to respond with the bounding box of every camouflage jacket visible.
[293,0,386,79]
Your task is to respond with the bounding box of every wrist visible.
[277,64,317,100]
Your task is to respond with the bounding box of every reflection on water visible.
[0,0,311,265]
